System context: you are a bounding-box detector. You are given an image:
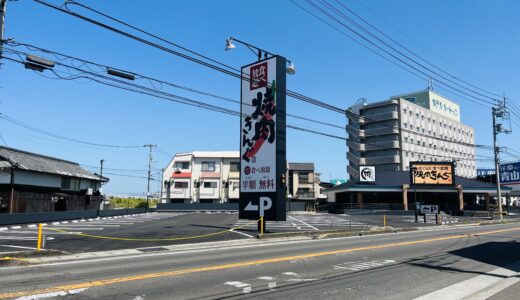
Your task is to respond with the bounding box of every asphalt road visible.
[1,222,520,299]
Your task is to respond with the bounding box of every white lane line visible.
[286,278,317,282]
[46,227,105,231]
[258,276,275,280]
[0,227,7,231]
[15,288,88,300]
[268,282,277,289]
[0,244,38,250]
[229,229,254,238]
[9,226,22,230]
[51,224,121,227]
[414,261,520,300]
[225,281,250,288]
[288,216,320,231]
[283,272,301,277]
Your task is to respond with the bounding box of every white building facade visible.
[161,151,240,203]
[347,90,476,179]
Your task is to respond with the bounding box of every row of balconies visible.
[347,152,400,165]
[347,140,400,152]
[346,125,399,138]
[347,111,399,124]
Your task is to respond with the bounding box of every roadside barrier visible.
[38,218,261,243]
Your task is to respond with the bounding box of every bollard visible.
[36,223,43,251]
[383,215,387,227]
[260,216,264,235]
[42,234,46,249]
[423,214,427,224]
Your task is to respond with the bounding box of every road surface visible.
[1,222,520,299]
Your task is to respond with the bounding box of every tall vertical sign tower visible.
[239,56,287,221]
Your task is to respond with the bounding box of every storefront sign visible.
[239,56,287,221]
[500,162,520,184]
[410,162,455,186]
[359,166,376,182]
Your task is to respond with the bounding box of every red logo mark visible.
[250,62,267,90]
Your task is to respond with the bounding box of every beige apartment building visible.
[347,89,476,180]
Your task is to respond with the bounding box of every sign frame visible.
[238,56,287,222]
[409,161,456,187]
[358,165,376,183]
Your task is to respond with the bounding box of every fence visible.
[157,203,239,211]
[0,208,150,226]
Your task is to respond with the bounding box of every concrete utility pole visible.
[492,98,511,221]
[0,0,6,59]
[159,167,164,204]
[96,159,104,217]
[144,144,157,212]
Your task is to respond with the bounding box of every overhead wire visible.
[5,41,345,130]
[33,0,346,115]
[296,0,497,108]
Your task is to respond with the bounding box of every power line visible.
[351,0,504,98]
[295,0,497,108]
[5,41,345,130]
[33,0,346,115]
[332,0,503,98]
[0,112,145,148]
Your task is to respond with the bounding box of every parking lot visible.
[0,211,432,254]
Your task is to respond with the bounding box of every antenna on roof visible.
[428,77,434,91]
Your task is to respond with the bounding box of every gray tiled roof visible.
[0,146,104,181]
[288,163,314,171]
[326,171,509,192]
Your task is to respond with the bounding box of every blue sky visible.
[1,0,519,194]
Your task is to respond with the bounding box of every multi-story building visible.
[161,151,240,203]
[162,151,327,205]
[347,89,476,180]
[287,163,327,210]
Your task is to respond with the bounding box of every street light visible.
[225,37,296,75]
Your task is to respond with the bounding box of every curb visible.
[256,226,418,240]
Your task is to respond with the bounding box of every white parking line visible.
[229,229,254,238]
[288,216,319,231]
[0,244,38,250]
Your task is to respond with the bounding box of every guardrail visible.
[0,208,151,226]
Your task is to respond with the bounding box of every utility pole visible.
[96,159,104,217]
[144,144,156,212]
[159,167,164,204]
[0,0,6,59]
[492,97,511,221]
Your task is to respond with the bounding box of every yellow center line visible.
[1,226,519,299]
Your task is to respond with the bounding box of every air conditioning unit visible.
[174,168,181,174]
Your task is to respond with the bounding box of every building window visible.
[203,181,217,188]
[174,181,188,188]
[230,161,239,172]
[175,161,190,169]
[299,172,310,183]
[61,177,80,191]
[202,161,216,172]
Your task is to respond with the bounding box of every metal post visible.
[414,175,418,223]
[492,107,503,221]
[36,223,43,251]
[97,159,104,217]
[159,168,164,204]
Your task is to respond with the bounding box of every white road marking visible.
[286,278,317,282]
[414,261,520,300]
[268,282,277,289]
[334,259,396,271]
[15,288,88,300]
[283,272,301,277]
[243,286,252,293]
[229,229,254,238]
[258,276,275,280]
[288,216,320,231]
[0,244,38,250]
[9,226,22,230]
[225,281,250,288]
